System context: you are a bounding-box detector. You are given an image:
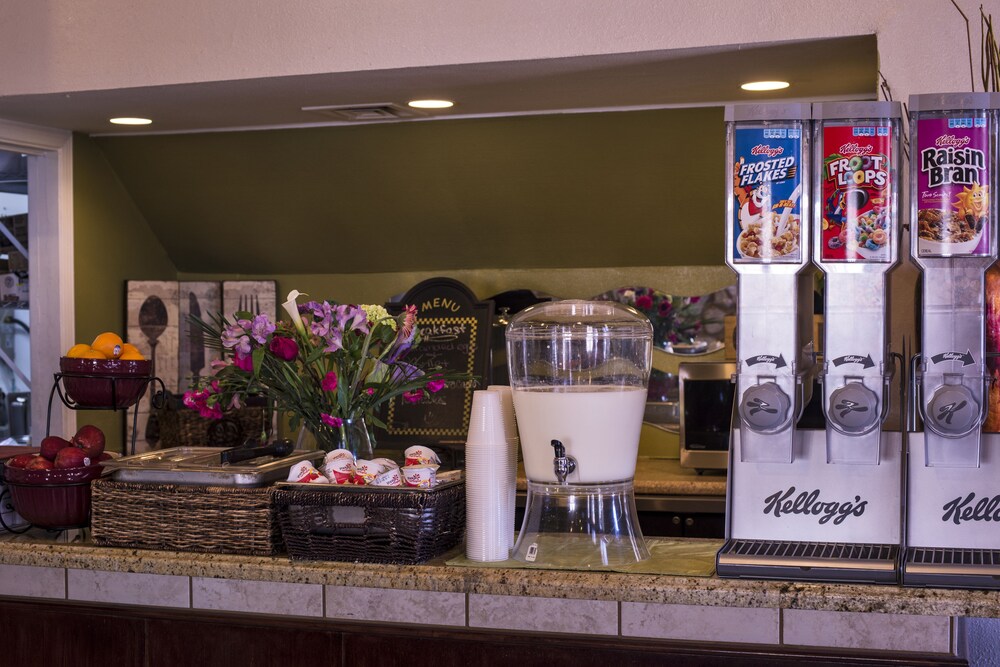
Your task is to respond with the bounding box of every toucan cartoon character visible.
[826,189,848,227]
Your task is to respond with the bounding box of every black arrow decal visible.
[930,350,975,366]
[832,354,875,369]
[746,354,787,368]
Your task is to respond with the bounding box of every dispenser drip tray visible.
[903,546,1000,589]
[717,538,899,584]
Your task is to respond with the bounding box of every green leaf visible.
[251,346,266,378]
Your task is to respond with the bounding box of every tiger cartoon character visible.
[953,183,989,228]
[734,176,772,231]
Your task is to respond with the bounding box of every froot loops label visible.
[820,124,894,262]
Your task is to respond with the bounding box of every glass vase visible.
[310,417,374,460]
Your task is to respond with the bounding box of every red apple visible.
[96,452,114,462]
[5,453,36,468]
[73,424,106,458]
[55,447,91,469]
[25,456,54,470]
[40,435,73,461]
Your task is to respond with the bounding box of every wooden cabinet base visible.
[0,597,965,667]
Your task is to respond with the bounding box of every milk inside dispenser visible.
[903,93,1000,589]
[506,300,652,568]
[716,102,904,583]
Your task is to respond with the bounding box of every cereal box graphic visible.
[732,126,803,263]
[820,125,894,262]
[915,115,991,257]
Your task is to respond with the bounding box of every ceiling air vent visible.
[301,103,422,122]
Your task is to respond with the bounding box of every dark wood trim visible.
[0,597,967,667]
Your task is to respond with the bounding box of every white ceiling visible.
[0,36,878,135]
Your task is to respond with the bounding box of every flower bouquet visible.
[184,290,474,457]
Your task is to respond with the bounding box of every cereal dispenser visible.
[716,102,904,584]
[904,92,1000,588]
[506,300,652,568]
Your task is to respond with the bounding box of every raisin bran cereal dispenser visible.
[904,93,1000,588]
[717,103,903,584]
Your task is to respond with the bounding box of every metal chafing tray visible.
[102,447,323,487]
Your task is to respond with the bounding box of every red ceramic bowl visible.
[59,356,153,408]
[3,460,105,529]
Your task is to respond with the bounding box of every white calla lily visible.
[282,290,308,335]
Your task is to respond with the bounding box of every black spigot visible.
[551,439,576,484]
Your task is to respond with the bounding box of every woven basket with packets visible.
[90,479,283,556]
[273,480,465,565]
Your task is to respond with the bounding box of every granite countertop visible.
[517,457,727,496]
[2,532,1000,619]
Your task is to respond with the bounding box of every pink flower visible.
[268,336,298,361]
[635,295,653,310]
[321,371,338,392]
[321,413,343,427]
[426,379,446,393]
[403,389,423,404]
[365,388,375,396]
[233,351,253,372]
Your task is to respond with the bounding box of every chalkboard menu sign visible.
[381,278,493,444]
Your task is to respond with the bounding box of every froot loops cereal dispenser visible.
[506,300,652,568]
[716,102,904,584]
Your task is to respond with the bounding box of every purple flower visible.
[321,413,343,427]
[221,322,252,355]
[321,371,338,392]
[337,305,368,334]
[233,351,253,372]
[309,301,335,338]
[391,362,424,383]
[402,389,423,404]
[251,314,276,344]
[386,305,418,363]
[323,328,344,353]
[268,336,298,361]
[426,378,446,393]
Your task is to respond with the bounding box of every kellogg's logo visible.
[751,144,784,157]
[839,142,873,156]
[762,487,868,525]
[936,134,972,148]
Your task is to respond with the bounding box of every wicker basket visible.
[273,482,465,564]
[90,479,283,556]
[156,393,268,448]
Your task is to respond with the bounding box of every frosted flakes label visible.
[732,126,803,263]
[820,125,894,262]
[915,116,991,257]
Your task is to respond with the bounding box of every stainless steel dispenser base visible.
[717,538,899,584]
[903,546,1000,589]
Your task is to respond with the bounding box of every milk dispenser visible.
[717,102,904,583]
[506,300,652,568]
[904,93,1000,589]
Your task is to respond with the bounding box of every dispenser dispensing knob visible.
[550,439,576,484]
[926,385,980,437]
[828,383,879,435]
[739,382,791,433]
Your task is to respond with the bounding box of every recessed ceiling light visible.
[407,99,454,109]
[109,117,152,125]
[740,81,790,92]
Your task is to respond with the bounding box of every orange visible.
[66,343,93,358]
[92,332,124,359]
[121,343,143,358]
[79,349,107,360]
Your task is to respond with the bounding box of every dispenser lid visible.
[505,300,652,341]
[812,101,901,120]
[725,102,812,123]
[909,92,1000,113]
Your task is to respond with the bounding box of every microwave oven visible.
[678,361,736,472]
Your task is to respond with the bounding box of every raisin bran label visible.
[915,115,991,257]
[820,125,894,262]
[731,125,804,263]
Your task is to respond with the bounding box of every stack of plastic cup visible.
[465,389,512,561]
[487,384,519,550]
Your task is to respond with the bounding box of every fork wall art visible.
[124,279,276,452]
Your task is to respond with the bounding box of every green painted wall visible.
[72,133,177,450]
[94,107,726,276]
